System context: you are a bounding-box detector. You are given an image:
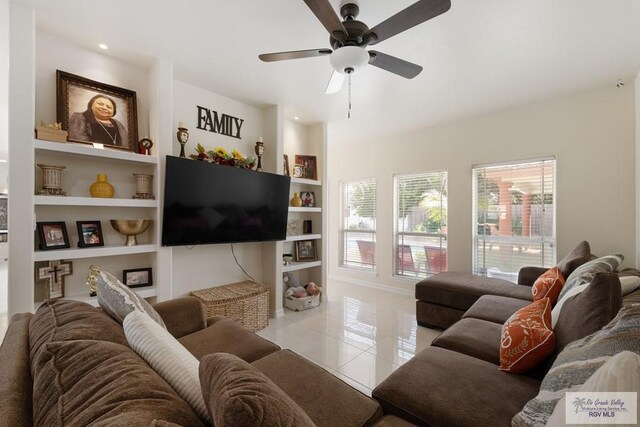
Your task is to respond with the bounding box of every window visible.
[340,178,377,270]
[472,158,556,282]
[394,171,447,278]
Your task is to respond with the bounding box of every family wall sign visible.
[196,105,244,139]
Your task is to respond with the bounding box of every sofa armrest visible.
[517,266,547,287]
[152,297,206,339]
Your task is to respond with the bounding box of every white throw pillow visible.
[546,351,640,426]
[123,310,210,423]
[620,276,640,296]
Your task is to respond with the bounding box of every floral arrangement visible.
[190,143,256,169]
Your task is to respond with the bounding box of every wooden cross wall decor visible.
[37,260,73,299]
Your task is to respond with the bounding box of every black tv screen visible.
[162,156,290,246]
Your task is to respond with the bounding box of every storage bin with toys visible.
[283,272,322,311]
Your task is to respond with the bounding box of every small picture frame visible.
[283,154,290,176]
[76,221,104,248]
[122,267,153,288]
[300,191,316,207]
[303,220,313,234]
[292,164,304,178]
[295,239,317,261]
[36,221,71,250]
[295,155,318,180]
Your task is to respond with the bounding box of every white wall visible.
[35,32,149,135]
[170,80,268,296]
[328,84,636,292]
[636,70,640,267]
[0,0,8,162]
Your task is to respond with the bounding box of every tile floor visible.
[257,280,443,396]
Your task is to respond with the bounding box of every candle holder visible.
[37,164,67,196]
[254,139,264,171]
[132,173,155,200]
[176,123,189,158]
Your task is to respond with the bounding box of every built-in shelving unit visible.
[289,206,322,213]
[33,244,158,262]
[286,234,322,242]
[33,195,157,208]
[34,139,159,164]
[283,260,322,273]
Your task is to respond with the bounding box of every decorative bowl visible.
[110,219,152,246]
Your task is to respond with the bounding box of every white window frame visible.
[339,178,377,271]
[472,157,556,282]
[393,170,448,279]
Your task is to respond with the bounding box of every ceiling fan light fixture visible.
[330,46,369,74]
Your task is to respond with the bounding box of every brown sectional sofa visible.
[0,297,390,427]
[373,269,638,426]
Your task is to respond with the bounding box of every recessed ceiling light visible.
[98,43,109,50]
[294,116,299,120]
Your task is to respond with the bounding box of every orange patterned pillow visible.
[500,298,555,374]
[531,267,565,306]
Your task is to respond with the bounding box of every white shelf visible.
[33,195,158,207]
[34,286,158,310]
[34,139,158,164]
[283,260,322,272]
[290,177,321,186]
[286,234,321,241]
[33,244,158,261]
[289,207,322,213]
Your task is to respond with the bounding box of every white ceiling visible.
[14,0,640,142]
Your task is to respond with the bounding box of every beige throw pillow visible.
[546,351,640,426]
[123,310,210,424]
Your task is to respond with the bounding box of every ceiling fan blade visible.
[325,70,345,94]
[364,0,451,46]
[368,51,423,79]
[259,48,332,62]
[303,0,348,41]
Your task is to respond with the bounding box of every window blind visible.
[472,158,556,282]
[394,171,448,278]
[340,178,377,269]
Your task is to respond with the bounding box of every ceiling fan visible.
[259,0,452,96]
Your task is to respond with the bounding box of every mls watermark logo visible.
[566,392,637,424]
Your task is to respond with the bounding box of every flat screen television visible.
[162,156,291,246]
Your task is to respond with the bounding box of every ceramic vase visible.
[290,192,302,207]
[90,173,114,198]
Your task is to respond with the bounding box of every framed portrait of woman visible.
[56,70,138,152]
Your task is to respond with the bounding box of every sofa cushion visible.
[432,318,502,365]
[554,272,622,355]
[555,240,591,279]
[558,254,623,301]
[32,340,205,427]
[546,351,640,426]
[462,295,530,324]
[531,267,564,305]
[123,310,210,424]
[0,313,33,427]
[199,352,316,427]
[415,272,532,312]
[512,304,640,427]
[179,315,280,362]
[372,346,541,427]
[29,299,128,376]
[500,298,555,374]
[620,275,640,295]
[252,349,383,427]
[93,266,166,328]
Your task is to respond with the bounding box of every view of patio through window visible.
[340,178,377,270]
[472,158,556,282]
[394,171,448,279]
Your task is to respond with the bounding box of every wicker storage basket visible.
[191,281,269,332]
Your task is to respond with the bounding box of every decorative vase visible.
[90,174,114,198]
[110,219,152,246]
[132,173,155,199]
[290,192,302,207]
[37,164,67,196]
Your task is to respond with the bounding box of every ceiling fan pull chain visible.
[348,72,352,119]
